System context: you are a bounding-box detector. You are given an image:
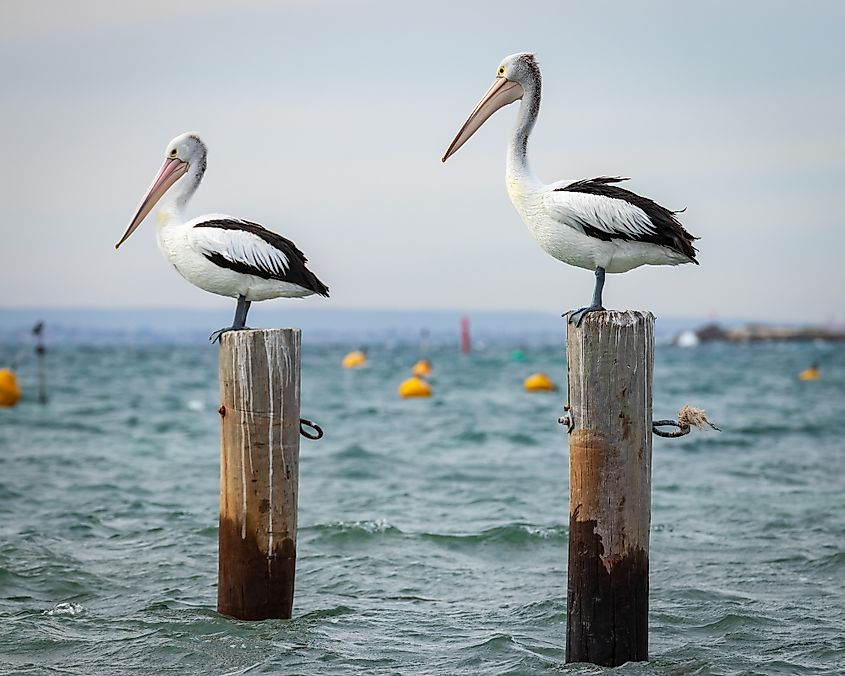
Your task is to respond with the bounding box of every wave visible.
[302,519,403,540]
[422,523,566,547]
[691,612,779,632]
[452,430,488,444]
[297,604,355,621]
[512,598,565,622]
[332,443,381,460]
[42,602,85,617]
[806,550,845,573]
[300,521,566,547]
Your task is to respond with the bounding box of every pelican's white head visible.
[115,132,208,249]
[496,52,541,89]
[442,53,540,163]
[167,132,207,172]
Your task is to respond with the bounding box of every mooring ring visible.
[652,419,690,438]
[299,418,324,440]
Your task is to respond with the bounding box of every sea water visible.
[1,341,843,674]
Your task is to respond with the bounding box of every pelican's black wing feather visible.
[191,218,329,296]
[554,177,698,262]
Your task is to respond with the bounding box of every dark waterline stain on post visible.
[566,517,648,666]
[218,516,296,620]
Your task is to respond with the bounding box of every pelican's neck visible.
[157,156,206,227]
[506,73,542,191]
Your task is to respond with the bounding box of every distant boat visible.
[675,330,700,348]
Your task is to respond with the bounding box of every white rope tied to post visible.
[653,405,720,438]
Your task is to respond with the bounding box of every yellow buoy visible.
[524,372,556,392]
[799,366,820,381]
[0,369,21,407]
[342,350,367,369]
[411,359,433,377]
[399,375,432,398]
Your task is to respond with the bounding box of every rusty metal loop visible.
[299,418,323,440]
[652,419,690,438]
[558,404,574,434]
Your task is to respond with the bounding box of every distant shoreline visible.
[673,322,845,346]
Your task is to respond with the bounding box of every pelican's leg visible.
[566,267,606,327]
[210,295,252,343]
[233,297,252,329]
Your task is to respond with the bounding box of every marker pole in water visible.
[217,329,301,620]
[565,311,653,666]
[460,316,470,354]
[33,322,47,405]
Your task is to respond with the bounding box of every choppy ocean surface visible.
[1,339,843,675]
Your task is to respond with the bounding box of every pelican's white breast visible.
[506,176,609,271]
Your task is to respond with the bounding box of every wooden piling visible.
[565,310,653,666]
[217,329,301,620]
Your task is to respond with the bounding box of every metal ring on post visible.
[558,404,574,434]
[299,418,323,440]
[652,419,690,438]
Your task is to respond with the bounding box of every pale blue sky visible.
[1,1,843,322]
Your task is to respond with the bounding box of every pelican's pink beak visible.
[441,77,524,163]
[115,157,188,249]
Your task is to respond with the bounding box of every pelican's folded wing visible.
[542,177,697,261]
[188,217,330,295]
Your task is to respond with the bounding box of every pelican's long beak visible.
[115,157,188,249]
[441,77,524,163]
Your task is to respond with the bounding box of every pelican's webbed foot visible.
[211,295,253,343]
[565,306,605,327]
[209,326,252,344]
[565,267,606,327]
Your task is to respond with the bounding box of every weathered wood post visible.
[217,329,301,620]
[565,310,653,666]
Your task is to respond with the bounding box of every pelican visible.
[115,133,329,341]
[442,53,698,325]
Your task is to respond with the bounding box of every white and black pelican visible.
[442,53,698,325]
[115,133,329,341]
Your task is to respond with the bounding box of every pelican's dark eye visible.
[169,148,178,158]
[498,66,505,76]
